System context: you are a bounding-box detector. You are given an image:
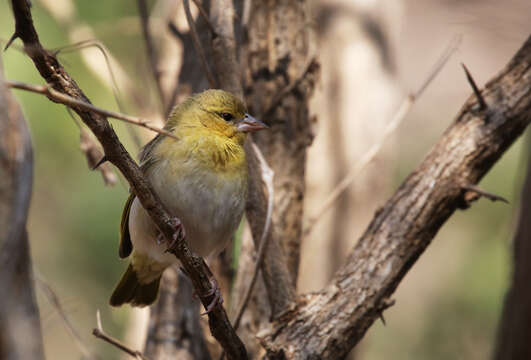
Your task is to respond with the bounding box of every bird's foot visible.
[201,277,223,315]
[164,217,186,252]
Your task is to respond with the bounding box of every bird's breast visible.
[149,157,247,257]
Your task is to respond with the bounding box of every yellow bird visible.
[110,89,267,307]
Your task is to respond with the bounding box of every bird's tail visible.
[109,264,161,307]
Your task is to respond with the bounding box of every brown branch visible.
[7,1,246,359]
[259,34,531,359]
[6,80,178,139]
[184,0,217,88]
[93,310,148,360]
[137,0,166,110]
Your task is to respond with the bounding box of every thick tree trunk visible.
[494,139,531,360]
[0,63,45,360]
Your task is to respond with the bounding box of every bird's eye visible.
[220,112,234,121]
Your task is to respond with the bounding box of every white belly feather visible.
[128,158,246,269]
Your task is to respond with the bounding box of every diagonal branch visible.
[5,80,178,139]
[6,1,246,359]
[259,35,531,359]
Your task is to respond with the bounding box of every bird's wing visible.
[139,134,164,174]
[119,134,166,258]
[119,193,135,258]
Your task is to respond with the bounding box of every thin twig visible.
[54,39,143,148]
[303,35,462,237]
[183,0,217,88]
[5,80,178,140]
[137,0,166,110]
[35,274,99,360]
[93,310,149,360]
[233,142,274,330]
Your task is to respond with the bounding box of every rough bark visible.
[8,1,246,359]
[494,138,531,360]
[258,35,531,359]
[0,62,45,360]
[244,0,317,288]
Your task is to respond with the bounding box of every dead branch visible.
[259,34,531,359]
[6,1,246,358]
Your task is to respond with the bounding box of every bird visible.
[109,89,267,307]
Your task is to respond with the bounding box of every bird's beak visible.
[236,114,268,133]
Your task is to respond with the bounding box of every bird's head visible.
[169,89,267,144]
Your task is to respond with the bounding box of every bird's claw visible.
[201,278,223,315]
[164,217,186,253]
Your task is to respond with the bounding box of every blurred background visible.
[1,0,530,359]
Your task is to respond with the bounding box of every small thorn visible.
[379,313,387,326]
[4,32,18,51]
[377,298,395,326]
[461,63,487,111]
[462,184,508,204]
[92,156,108,170]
